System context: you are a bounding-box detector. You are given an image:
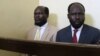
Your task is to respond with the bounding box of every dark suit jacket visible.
[56,24,100,44]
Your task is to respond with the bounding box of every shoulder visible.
[83,24,100,33]
[57,25,71,34]
[47,25,58,31]
[27,26,37,33]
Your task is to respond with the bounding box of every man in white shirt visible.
[27,6,57,41]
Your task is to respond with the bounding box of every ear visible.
[67,14,70,19]
[45,14,49,18]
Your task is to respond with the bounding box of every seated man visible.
[27,6,58,41]
[56,2,100,44]
[22,6,58,56]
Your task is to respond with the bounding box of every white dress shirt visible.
[71,25,83,42]
[35,23,48,40]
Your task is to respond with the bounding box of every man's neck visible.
[71,25,83,30]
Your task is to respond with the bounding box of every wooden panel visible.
[0,38,100,56]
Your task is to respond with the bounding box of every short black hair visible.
[68,2,85,13]
[35,6,49,16]
[44,6,49,16]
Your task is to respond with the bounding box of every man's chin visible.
[35,22,45,27]
[35,23,41,26]
[35,21,47,27]
[72,25,82,29]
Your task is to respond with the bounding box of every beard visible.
[35,20,47,27]
[70,20,84,29]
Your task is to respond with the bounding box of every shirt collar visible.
[71,25,83,31]
[40,23,48,29]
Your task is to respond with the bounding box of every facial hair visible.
[35,20,47,27]
[70,19,84,29]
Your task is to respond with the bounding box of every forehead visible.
[69,4,84,13]
[34,7,45,13]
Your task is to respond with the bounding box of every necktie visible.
[72,29,78,43]
[34,27,41,40]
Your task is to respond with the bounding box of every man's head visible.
[68,2,85,29]
[34,6,49,26]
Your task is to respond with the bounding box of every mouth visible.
[35,20,41,23]
[75,21,80,24]
[35,18,40,21]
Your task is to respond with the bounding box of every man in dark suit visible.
[56,2,100,44]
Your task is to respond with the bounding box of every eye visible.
[69,13,84,16]
[69,13,76,15]
[34,12,44,15]
[79,13,84,15]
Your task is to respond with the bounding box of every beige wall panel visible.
[0,0,39,56]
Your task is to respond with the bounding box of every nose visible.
[76,14,79,19]
[35,14,41,19]
[35,14,39,17]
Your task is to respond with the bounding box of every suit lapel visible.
[79,25,88,43]
[27,26,38,40]
[65,26,72,42]
[41,25,49,40]
[32,26,38,39]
